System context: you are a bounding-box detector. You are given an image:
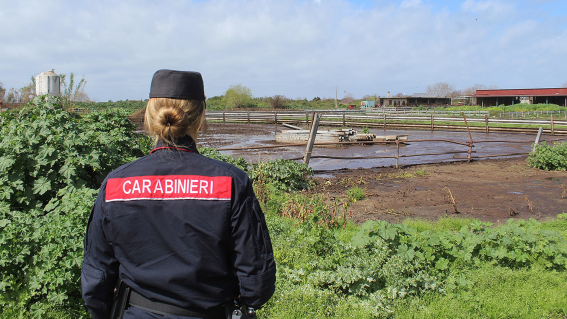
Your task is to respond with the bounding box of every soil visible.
[201,122,567,225]
[308,157,567,225]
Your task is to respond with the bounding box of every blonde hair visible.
[144,98,205,145]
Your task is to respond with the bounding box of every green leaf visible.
[435,257,449,270]
[32,177,51,195]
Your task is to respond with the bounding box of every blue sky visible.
[1,0,566,101]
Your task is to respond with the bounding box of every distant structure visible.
[35,70,60,97]
[473,88,567,107]
[360,100,376,108]
[379,93,451,107]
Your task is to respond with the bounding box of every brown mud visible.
[200,122,567,224]
[307,157,566,224]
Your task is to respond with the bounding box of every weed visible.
[525,195,535,214]
[347,187,366,202]
[443,187,459,214]
[414,168,429,176]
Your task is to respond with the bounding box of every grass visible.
[395,265,567,319]
[262,212,567,319]
[375,168,430,180]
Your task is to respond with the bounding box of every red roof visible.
[474,88,567,97]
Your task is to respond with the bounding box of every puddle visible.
[313,173,335,179]
[507,191,522,195]
[202,123,537,170]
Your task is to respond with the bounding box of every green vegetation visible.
[0,96,152,318]
[527,141,567,171]
[74,99,148,115]
[224,84,253,108]
[347,187,366,201]
[1,97,566,318]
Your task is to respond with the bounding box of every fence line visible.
[217,135,567,169]
[204,111,567,135]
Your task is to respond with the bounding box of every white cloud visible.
[1,0,566,101]
[460,0,513,14]
[400,0,422,9]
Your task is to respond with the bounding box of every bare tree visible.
[426,82,456,97]
[18,76,36,104]
[6,88,20,103]
[461,84,500,96]
[562,81,567,88]
[73,90,91,102]
[341,92,355,104]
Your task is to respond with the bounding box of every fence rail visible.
[216,134,567,169]
[205,110,567,135]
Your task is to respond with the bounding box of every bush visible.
[250,158,313,192]
[0,96,152,316]
[527,141,567,171]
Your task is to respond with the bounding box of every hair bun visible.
[156,106,188,142]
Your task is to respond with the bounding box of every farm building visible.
[379,93,451,107]
[474,88,567,107]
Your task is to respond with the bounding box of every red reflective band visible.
[105,175,232,202]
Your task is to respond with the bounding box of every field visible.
[1,98,566,318]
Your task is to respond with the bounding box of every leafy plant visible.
[250,158,313,192]
[527,141,567,171]
[347,187,366,202]
[0,96,151,316]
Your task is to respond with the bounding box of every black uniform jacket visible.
[81,136,276,319]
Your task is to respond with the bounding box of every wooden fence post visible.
[533,127,543,153]
[223,112,226,123]
[342,112,346,126]
[395,140,400,168]
[430,114,434,131]
[383,114,387,130]
[485,114,489,133]
[551,115,554,135]
[274,112,277,124]
[303,114,320,165]
[247,112,250,124]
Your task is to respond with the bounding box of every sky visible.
[1,0,566,101]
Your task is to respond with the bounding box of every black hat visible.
[149,69,205,100]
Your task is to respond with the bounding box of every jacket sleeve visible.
[81,185,119,319]
[230,176,276,308]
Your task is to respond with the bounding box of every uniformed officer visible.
[81,70,276,319]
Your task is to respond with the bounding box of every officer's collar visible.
[150,135,199,154]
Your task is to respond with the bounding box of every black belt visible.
[129,290,228,319]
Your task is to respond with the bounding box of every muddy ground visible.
[307,157,566,224]
[201,122,567,224]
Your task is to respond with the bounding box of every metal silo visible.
[35,70,61,97]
